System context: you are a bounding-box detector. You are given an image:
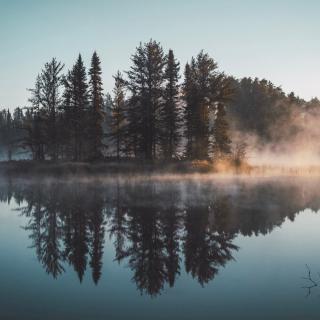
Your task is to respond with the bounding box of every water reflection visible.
[0,177,319,297]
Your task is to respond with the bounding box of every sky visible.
[0,0,320,109]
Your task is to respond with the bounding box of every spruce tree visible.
[193,51,217,160]
[124,94,142,158]
[27,75,46,160]
[160,49,181,159]
[126,40,166,160]
[27,59,64,160]
[88,51,105,160]
[183,51,232,160]
[40,58,64,160]
[111,71,126,161]
[60,70,73,159]
[183,59,198,160]
[68,54,89,161]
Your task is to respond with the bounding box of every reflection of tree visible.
[123,204,167,297]
[115,186,184,296]
[109,183,127,264]
[88,187,106,284]
[40,192,64,278]
[1,177,319,296]
[19,183,106,283]
[162,192,182,287]
[23,184,64,278]
[64,192,89,282]
[184,205,238,286]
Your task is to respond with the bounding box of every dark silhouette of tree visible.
[88,51,105,160]
[40,192,65,278]
[160,49,182,159]
[212,103,231,160]
[183,60,198,159]
[183,51,232,159]
[111,71,126,160]
[68,199,89,282]
[64,55,89,161]
[162,192,182,287]
[27,58,64,160]
[26,76,46,160]
[109,183,128,263]
[125,40,166,160]
[88,188,106,284]
[125,206,167,296]
[183,204,237,286]
[22,184,65,278]
[58,185,90,282]
[118,185,168,297]
[42,59,64,160]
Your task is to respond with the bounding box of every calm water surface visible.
[0,176,320,319]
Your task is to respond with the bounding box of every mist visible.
[227,78,320,170]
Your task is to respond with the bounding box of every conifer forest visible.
[1,39,318,169]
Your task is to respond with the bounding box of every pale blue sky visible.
[0,0,319,109]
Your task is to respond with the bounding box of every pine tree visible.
[68,54,89,161]
[88,51,105,160]
[40,58,64,160]
[126,40,166,160]
[183,60,197,159]
[60,70,73,159]
[27,75,46,160]
[183,51,232,160]
[193,51,217,160]
[160,49,181,159]
[212,103,231,159]
[27,59,64,160]
[111,71,126,160]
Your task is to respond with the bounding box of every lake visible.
[0,176,319,319]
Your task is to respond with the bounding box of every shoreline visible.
[0,160,320,179]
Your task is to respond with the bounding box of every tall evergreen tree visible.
[183,59,197,159]
[111,71,126,160]
[183,51,232,160]
[27,59,64,160]
[41,59,64,160]
[126,40,166,160]
[66,54,89,161]
[160,49,181,159]
[60,70,73,159]
[88,51,105,160]
[27,75,46,160]
[212,103,231,159]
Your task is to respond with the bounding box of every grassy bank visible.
[1,160,320,178]
[0,159,254,178]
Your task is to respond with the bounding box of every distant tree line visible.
[0,107,25,160]
[228,77,320,144]
[1,39,319,162]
